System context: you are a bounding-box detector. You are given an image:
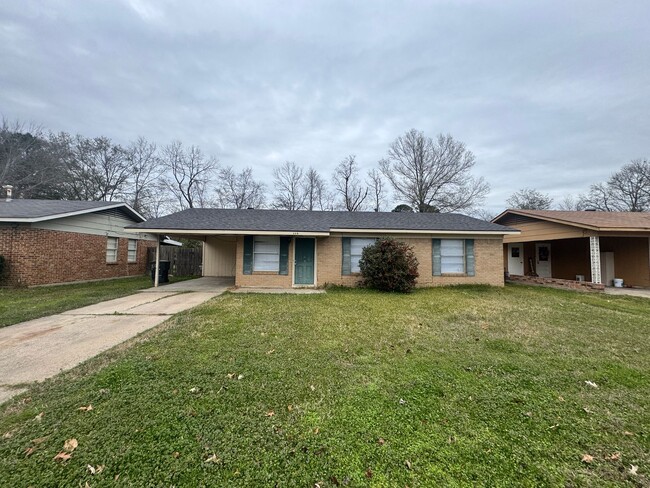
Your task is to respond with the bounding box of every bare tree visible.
[272,161,306,210]
[0,118,65,199]
[332,155,368,211]
[125,136,162,215]
[506,188,553,210]
[303,167,331,211]
[55,133,132,201]
[162,141,217,209]
[367,169,386,212]
[215,166,266,209]
[556,194,582,211]
[470,208,497,221]
[578,159,650,211]
[380,129,489,212]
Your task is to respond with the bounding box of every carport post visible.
[589,236,602,284]
[154,235,160,288]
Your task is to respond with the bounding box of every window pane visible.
[440,239,464,273]
[106,237,118,262]
[350,238,375,273]
[128,239,137,262]
[253,236,280,271]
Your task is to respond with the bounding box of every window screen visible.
[440,239,465,273]
[127,239,137,262]
[350,238,376,273]
[106,237,118,263]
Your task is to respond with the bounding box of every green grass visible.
[0,275,195,328]
[1,285,648,486]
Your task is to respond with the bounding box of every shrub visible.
[359,238,419,293]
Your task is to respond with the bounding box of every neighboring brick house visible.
[0,199,157,286]
[127,208,517,288]
[493,209,650,288]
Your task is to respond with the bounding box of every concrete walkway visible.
[604,287,650,298]
[0,277,233,404]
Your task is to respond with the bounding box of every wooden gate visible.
[147,247,203,276]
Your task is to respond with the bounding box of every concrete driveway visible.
[0,277,233,404]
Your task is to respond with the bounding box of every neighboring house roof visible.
[0,199,145,223]
[127,208,517,235]
[492,209,650,231]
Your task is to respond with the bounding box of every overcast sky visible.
[1,0,648,213]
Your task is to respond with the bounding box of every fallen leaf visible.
[78,405,93,412]
[365,468,373,478]
[266,349,275,354]
[114,474,120,481]
[624,431,635,436]
[585,380,598,388]
[84,482,90,488]
[524,411,533,418]
[405,460,412,470]
[2,430,16,439]
[87,464,96,475]
[204,453,220,464]
[189,387,199,393]
[399,398,407,405]
[24,447,35,457]
[448,436,456,444]
[287,405,293,411]
[31,436,48,445]
[227,373,236,379]
[172,451,180,458]
[53,452,72,462]
[581,454,594,463]
[237,374,244,380]
[558,396,565,402]
[605,452,621,461]
[314,427,320,434]
[583,407,594,414]
[63,438,78,452]
[34,412,44,422]
[310,385,316,391]
[265,411,275,417]
[95,465,105,474]
[629,465,638,475]
[377,438,385,446]
[548,424,559,430]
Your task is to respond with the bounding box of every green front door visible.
[294,238,315,285]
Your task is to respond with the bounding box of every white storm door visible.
[535,242,552,278]
[508,244,524,275]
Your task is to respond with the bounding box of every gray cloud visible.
[1,0,648,213]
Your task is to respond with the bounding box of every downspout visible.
[154,234,160,288]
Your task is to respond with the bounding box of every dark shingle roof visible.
[0,199,144,222]
[128,208,515,234]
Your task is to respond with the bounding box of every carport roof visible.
[493,209,650,231]
[126,208,517,235]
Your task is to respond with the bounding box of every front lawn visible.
[0,275,195,328]
[0,285,648,486]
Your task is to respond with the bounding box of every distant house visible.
[493,209,650,288]
[127,208,518,288]
[0,198,156,286]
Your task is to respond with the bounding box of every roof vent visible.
[584,208,596,212]
[247,207,254,210]
[2,185,13,202]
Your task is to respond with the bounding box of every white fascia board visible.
[329,228,520,236]
[123,228,331,237]
[0,202,145,223]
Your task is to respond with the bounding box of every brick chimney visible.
[2,185,13,202]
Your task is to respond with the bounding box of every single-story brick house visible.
[127,208,518,288]
[0,198,156,286]
[492,209,650,288]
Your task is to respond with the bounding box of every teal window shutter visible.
[341,237,352,275]
[243,236,254,275]
[465,239,475,276]
[279,237,290,275]
[432,239,441,276]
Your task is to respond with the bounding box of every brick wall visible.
[0,226,154,287]
[508,274,605,292]
[318,236,504,288]
[233,235,504,288]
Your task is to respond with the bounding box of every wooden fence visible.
[147,246,203,276]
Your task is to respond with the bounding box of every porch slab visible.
[604,287,650,298]
[139,276,235,293]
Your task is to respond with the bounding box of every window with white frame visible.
[253,236,280,272]
[106,237,118,263]
[350,238,376,273]
[440,239,465,273]
[127,239,137,262]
